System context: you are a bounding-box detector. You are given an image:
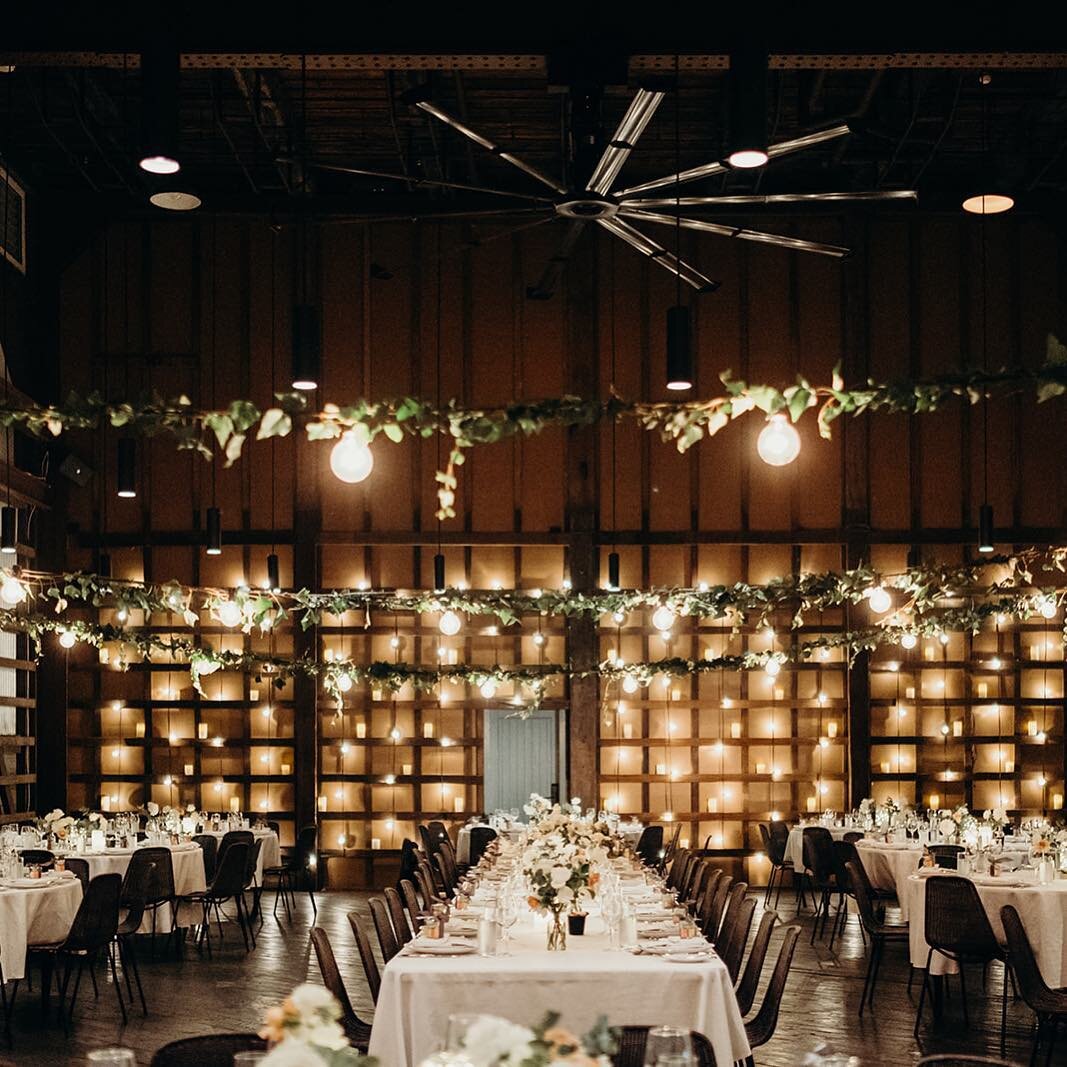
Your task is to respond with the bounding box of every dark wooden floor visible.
[2,887,1057,1066]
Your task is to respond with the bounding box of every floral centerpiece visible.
[442,1012,615,1067]
[259,984,376,1066]
[38,808,76,840]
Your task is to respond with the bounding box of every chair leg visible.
[107,944,126,1025]
[1001,962,1009,1053]
[1030,1015,1047,1067]
[959,962,969,1026]
[859,937,878,1016]
[1045,1018,1058,1067]
[88,952,99,999]
[235,895,251,952]
[915,949,934,1037]
[123,936,148,1017]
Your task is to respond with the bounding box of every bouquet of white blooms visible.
[443,1012,615,1067]
[39,808,76,838]
[259,984,376,1066]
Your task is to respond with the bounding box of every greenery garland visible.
[6,337,1065,518]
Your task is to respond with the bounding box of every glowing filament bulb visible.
[764,657,781,678]
[383,774,396,785]
[901,633,917,650]
[217,600,242,628]
[756,414,801,466]
[1,574,28,605]
[651,605,676,632]
[622,676,639,694]
[336,672,353,693]
[439,610,462,636]
[59,630,77,649]
[479,679,497,699]
[390,636,401,650]
[389,727,402,742]
[867,586,892,614]
[329,426,374,484]
[612,610,625,624]
[533,632,546,647]
[990,657,1002,670]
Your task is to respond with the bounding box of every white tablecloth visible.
[69,843,207,932]
[854,841,923,916]
[904,870,1067,985]
[0,875,83,981]
[368,912,751,1067]
[784,826,860,872]
[200,828,281,881]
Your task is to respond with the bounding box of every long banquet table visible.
[368,910,751,1067]
[0,873,83,981]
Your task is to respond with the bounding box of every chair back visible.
[194,834,219,882]
[679,855,704,901]
[702,873,732,939]
[802,826,836,883]
[469,826,497,866]
[735,910,778,1015]
[64,857,90,893]
[716,881,749,943]
[217,830,254,869]
[415,864,439,909]
[924,875,999,958]
[267,820,281,837]
[123,846,175,907]
[148,1034,267,1067]
[745,925,801,1049]
[347,910,382,1004]
[369,896,400,962]
[759,823,785,866]
[293,824,318,867]
[831,839,858,886]
[427,820,451,849]
[398,838,420,885]
[210,841,250,897]
[244,838,263,887]
[309,927,369,1046]
[928,844,965,870]
[118,857,156,935]
[384,886,412,944]
[611,1026,716,1067]
[843,831,864,843]
[418,824,437,856]
[686,859,711,908]
[433,851,455,895]
[64,872,122,952]
[661,822,682,869]
[1000,903,1056,1011]
[400,877,423,929]
[846,861,882,935]
[18,848,55,870]
[635,825,664,867]
[719,893,756,983]
[666,848,691,891]
[696,869,723,926]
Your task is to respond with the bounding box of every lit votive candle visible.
[372,688,383,701]
[905,686,916,699]
[249,688,259,702]
[424,723,435,738]
[827,722,838,738]
[656,763,668,776]
[623,723,634,739]
[356,722,367,738]
[1005,759,1015,773]
[453,796,465,813]
[953,721,963,737]
[880,761,891,774]
[806,797,817,812]
[755,762,767,775]
[281,763,291,775]
[977,682,988,698]
[184,763,194,776]
[1028,721,1038,737]
[230,796,240,812]
[925,647,936,660]
[318,795,327,811]
[402,763,412,776]
[730,723,742,739]
[371,838,381,850]
[928,794,940,810]
[135,722,145,738]
[101,795,111,812]
[774,686,785,701]
[1055,794,1063,811]
[707,797,718,813]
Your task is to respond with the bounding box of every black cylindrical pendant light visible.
[666,305,693,391]
[139,44,181,175]
[978,503,995,554]
[726,50,769,169]
[433,552,446,592]
[291,304,321,391]
[205,506,222,555]
[607,551,621,591]
[267,553,281,592]
[98,552,112,578]
[0,506,17,555]
[117,438,137,498]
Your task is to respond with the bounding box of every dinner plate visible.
[408,941,477,956]
[637,940,711,955]
[661,951,713,963]
[1,877,54,889]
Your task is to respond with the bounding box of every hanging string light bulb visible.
[217,599,242,628]
[439,610,462,636]
[0,572,26,606]
[866,586,892,614]
[756,414,801,466]
[330,426,374,484]
[651,604,676,633]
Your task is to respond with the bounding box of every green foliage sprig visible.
[7,337,1066,519]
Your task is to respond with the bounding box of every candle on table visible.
[318,795,327,811]
[929,794,940,810]
[281,763,291,775]
[977,682,988,698]
[184,763,194,775]
[1055,794,1063,811]
[806,797,817,812]
[90,830,106,852]
[707,797,718,813]
[623,723,633,739]
[905,686,916,699]
[402,763,412,776]
[1028,721,1038,737]
[755,762,767,775]
[371,838,381,850]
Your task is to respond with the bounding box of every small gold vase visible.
[546,905,567,951]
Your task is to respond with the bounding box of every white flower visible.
[938,817,957,838]
[147,802,159,816]
[289,984,337,1015]
[460,1015,535,1067]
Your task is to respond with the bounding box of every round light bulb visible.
[764,656,781,678]
[990,657,1002,670]
[336,672,353,693]
[479,679,497,699]
[756,414,801,467]
[622,675,640,694]
[218,600,242,628]
[389,636,401,650]
[440,736,453,747]
[938,632,950,645]
[533,632,546,647]
[1040,597,1057,620]
[0,575,26,606]
[901,633,918,650]
[329,426,374,484]
[867,586,892,614]
[651,605,676,632]
[612,610,625,624]
[59,630,77,649]
[438,610,462,636]
[940,723,950,736]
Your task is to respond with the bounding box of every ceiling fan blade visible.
[443,215,559,257]
[620,209,851,258]
[586,88,666,196]
[413,98,566,194]
[615,123,852,198]
[598,218,720,292]
[303,161,554,202]
[621,189,918,208]
[526,221,587,300]
[339,207,553,225]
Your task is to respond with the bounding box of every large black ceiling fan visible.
[311,86,916,299]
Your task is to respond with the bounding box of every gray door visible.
[483,709,560,814]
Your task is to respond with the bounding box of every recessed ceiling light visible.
[149,190,201,211]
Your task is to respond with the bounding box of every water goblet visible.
[643,1026,693,1066]
[87,1051,136,1067]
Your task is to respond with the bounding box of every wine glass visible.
[643,1027,693,1066]
[233,1054,267,1066]
[86,1051,137,1066]
[497,894,519,954]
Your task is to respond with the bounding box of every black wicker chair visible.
[735,910,778,1016]
[347,910,382,1005]
[17,849,54,871]
[149,1033,267,1067]
[115,857,155,1016]
[802,826,842,944]
[923,844,966,871]
[427,820,451,849]
[185,841,254,956]
[635,825,664,868]
[122,846,178,954]
[264,824,318,919]
[914,875,1009,1042]
[760,822,792,909]
[369,896,400,962]
[745,925,801,1050]
[309,927,372,1051]
[718,891,756,984]
[397,838,420,888]
[384,886,412,945]
[193,834,219,883]
[468,825,497,866]
[660,822,682,872]
[846,860,910,1017]
[702,874,733,940]
[64,857,90,893]
[400,877,423,930]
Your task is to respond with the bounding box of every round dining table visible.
[784,824,861,872]
[198,827,281,881]
[0,872,83,981]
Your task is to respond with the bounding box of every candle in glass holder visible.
[827,722,838,738]
[1055,794,1064,811]
[356,721,367,739]
[1028,721,1038,737]
[135,722,145,738]
[755,762,767,775]
[371,838,381,850]
[953,720,963,737]
[925,646,936,661]
[623,723,634,739]
[184,763,194,776]
[101,795,111,812]
[880,761,891,773]
[806,796,817,812]
[230,796,240,812]
[656,763,668,776]
[198,723,208,740]
[402,763,412,776]
[90,829,106,852]
[424,722,435,738]
[773,686,785,701]
[453,796,465,813]
[281,763,291,775]
[730,723,742,739]
[372,688,383,702]
[977,682,989,698]
[707,797,718,813]
[318,795,327,811]
[905,686,916,700]
[1005,758,1015,773]
[929,793,940,810]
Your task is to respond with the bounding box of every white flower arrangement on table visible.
[982,807,1008,828]
[523,793,554,823]
[440,1011,615,1067]
[259,984,376,1066]
[522,830,604,915]
[38,808,76,838]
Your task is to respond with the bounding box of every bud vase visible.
[546,905,567,951]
